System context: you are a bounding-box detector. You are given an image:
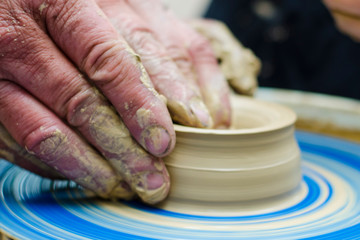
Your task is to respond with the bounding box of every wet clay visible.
[163,95,301,203]
[192,20,260,95]
[35,128,124,198]
[124,43,161,98]
[88,105,169,204]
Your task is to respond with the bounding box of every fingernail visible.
[136,172,170,204]
[142,126,171,157]
[190,99,213,128]
[110,181,135,200]
[146,172,165,190]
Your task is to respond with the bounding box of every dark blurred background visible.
[205,0,360,100]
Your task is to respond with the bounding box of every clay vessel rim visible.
[174,98,297,135]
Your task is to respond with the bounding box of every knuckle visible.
[41,0,78,28]
[0,4,48,79]
[188,34,216,62]
[39,0,85,43]
[47,73,90,117]
[165,44,195,78]
[0,5,30,61]
[81,40,140,88]
[116,15,171,64]
[24,126,65,159]
[116,12,145,35]
[126,32,183,79]
[129,30,167,57]
[0,82,59,152]
[81,41,120,77]
[66,88,104,128]
[166,44,191,63]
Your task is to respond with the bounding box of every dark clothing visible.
[205,0,360,100]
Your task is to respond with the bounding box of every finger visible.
[185,30,232,128]
[191,19,260,96]
[74,101,170,204]
[127,0,232,128]
[0,7,169,203]
[0,123,64,180]
[31,0,175,156]
[330,11,360,41]
[323,0,360,17]
[0,80,133,199]
[97,0,213,128]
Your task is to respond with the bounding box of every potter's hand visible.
[191,19,261,96]
[99,0,231,128]
[0,0,228,205]
[0,0,232,204]
[0,0,180,204]
[323,0,360,41]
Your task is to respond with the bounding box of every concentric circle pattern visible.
[1,131,360,239]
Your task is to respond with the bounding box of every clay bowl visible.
[163,95,302,204]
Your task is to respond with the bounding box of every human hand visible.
[323,0,360,41]
[98,0,232,128]
[191,19,260,96]
[0,0,231,204]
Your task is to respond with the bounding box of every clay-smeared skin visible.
[0,124,63,179]
[0,0,176,204]
[191,20,261,96]
[0,0,242,204]
[87,106,170,204]
[34,129,122,198]
[97,0,232,128]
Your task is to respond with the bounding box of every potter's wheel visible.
[1,88,360,239]
[1,132,360,239]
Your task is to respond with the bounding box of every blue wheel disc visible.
[1,131,360,239]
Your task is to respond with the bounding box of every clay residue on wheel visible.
[296,118,360,143]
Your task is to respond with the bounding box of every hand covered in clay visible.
[191,19,261,96]
[0,0,231,204]
[323,0,360,41]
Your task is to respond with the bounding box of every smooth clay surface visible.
[161,95,302,208]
